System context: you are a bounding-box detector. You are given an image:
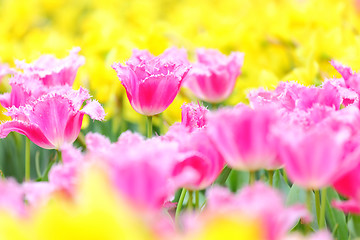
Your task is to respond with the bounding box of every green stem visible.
[306,189,312,233]
[146,116,153,138]
[319,188,327,229]
[268,170,274,187]
[56,150,62,163]
[249,171,256,185]
[175,188,187,223]
[187,190,193,211]
[315,190,321,227]
[35,151,41,178]
[158,113,164,136]
[25,138,30,181]
[76,131,87,150]
[195,190,199,209]
[306,189,312,214]
[215,165,232,186]
[42,152,57,181]
[119,93,126,133]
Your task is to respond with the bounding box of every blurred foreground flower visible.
[0,166,159,240]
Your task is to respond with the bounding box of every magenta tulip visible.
[112,48,190,116]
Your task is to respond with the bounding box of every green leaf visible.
[348,215,360,238]
[273,169,290,195]
[286,184,318,230]
[226,170,249,192]
[325,187,349,240]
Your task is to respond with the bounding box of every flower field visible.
[1,0,360,239]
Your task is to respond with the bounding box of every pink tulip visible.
[15,47,85,87]
[85,131,144,161]
[164,127,225,190]
[112,48,190,116]
[0,88,105,149]
[181,102,208,131]
[277,125,360,190]
[248,81,341,111]
[207,183,310,240]
[0,49,84,108]
[0,73,45,108]
[329,60,360,106]
[184,48,244,103]
[97,134,178,210]
[207,106,282,171]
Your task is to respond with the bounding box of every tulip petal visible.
[0,120,53,149]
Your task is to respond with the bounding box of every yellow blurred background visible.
[1,0,360,125]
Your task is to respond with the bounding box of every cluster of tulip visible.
[0,46,360,239]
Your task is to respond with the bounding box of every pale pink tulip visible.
[277,125,359,190]
[0,88,105,149]
[15,47,85,87]
[248,81,341,111]
[184,48,244,103]
[112,48,190,116]
[105,137,178,209]
[207,106,282,171]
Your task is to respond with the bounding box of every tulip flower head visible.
[207,106,281,171]
[0,88,105,149]
[15,47,85,87]
[112,48,190,116]
[277,125,359,190]
[184,48,244,103]
[181,102,209,131]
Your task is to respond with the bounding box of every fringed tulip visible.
[0,88,105,149]
[0,74,45,108]
[207,106,281,171]
[181,102,208,131]
[184,48,244,103]
[112,48,190,116]
[15,47,85,87]
[277,125,359,190]
[165,127,225,190]
[248,81,341,111]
